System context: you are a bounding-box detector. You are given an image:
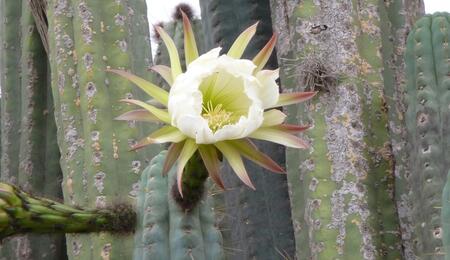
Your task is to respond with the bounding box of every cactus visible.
[0,182,135,238]
[46,0,161,259]
[133,151,224,260]
[444,171,450,260]
[382,1,425,258]
[405,12,450,258]
[269,0,423,258]
[0,1,66,258]
[198,0,295,258]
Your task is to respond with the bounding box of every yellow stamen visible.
[202,101,235,132]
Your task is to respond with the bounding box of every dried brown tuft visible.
[172,3,195,21]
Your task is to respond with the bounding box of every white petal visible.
[255,69,280,109]
[168,49,265,144]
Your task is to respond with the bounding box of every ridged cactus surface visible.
[270,0,423,258]
[405,12,450,258]
[133,151,224,260]
[0,182,135,238]
[47,0,160,259]
[199,0,296,259]
[0,1,66,258]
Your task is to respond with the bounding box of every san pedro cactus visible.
[405,12,450,258]
[198,0,296,258]
[0,0,66,258]
[0,182,135,238]
[133,151,224,260]
[270,0,422,258]
[46,0,159,259]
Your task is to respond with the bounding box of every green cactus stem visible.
[269,0,423,258]
[47,0,160,258]
[443,170,450,260]
[134,151,224,260]
[198,0,295,259]
[380,1,424,258]
[405,12,450,257]
[0,182,135,239]
[0,1,66,258]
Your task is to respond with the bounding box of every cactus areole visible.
[110,12,316,208]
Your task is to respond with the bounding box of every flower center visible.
[202,101,235,133]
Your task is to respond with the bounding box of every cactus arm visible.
[167,165,206,260]
[133,151,224,260]
[134,152,170,260]
[404,13,450,257]
[199,190,224,260]
[0,183,135,238]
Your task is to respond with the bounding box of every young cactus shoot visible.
[109,12,316,196]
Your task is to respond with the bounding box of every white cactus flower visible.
[109,13,316,195]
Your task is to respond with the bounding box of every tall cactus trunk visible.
[46,0,159,259]
[199,0,296,259]
[382,1,425,259]
[406,12,450,258]
[0,1,66,259]
[269,0,423,259]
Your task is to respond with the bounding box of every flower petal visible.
[262,109,286,127]
[150,65,173,86]
[107,69,169,105]
[115,109,161,122]
[227,22,258,59]
[272,124,310,134]
[249,128,309,149]
[155,26,183,78]
[198,145,225,190]
[163,141,185,175]
[255,69,280,108]
[229,139,285,173]
[176,139,198,197]
[120,99,171,123]
[271,91,317,108]
[132,126,186,150]
[181,11,199,66]
[215,142,255,190]
[252,34,277,72]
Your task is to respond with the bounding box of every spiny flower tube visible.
[109,12,315,199]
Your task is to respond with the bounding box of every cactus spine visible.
[0,1,66,258]
[405,12,450,258]
[47,0,160,258]
[198,0,295,259]
[269,0,423,258]
[134,151,224,260]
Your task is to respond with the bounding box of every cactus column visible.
[47,0,160,259]
[199,0,295,259]
[405,12,450,258]
[270,0,422,258]
[0,0,66,258]
[133,151,224,260]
